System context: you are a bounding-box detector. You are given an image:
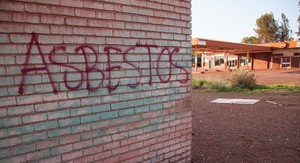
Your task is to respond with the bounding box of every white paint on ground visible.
[211,98,259,105]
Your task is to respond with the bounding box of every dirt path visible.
[191,91,300,163]
[192,70,300,85]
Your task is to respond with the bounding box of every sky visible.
[192,0,299,42]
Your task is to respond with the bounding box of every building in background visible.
[192,38,300,72]
[261,41,300,69]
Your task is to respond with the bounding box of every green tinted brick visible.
[0,117,22,127]
[73,140,93,150]
[119,93,136,101]
[81,114,101,123]
[81,131,98,140]
[0,148,10,158]
[89,88,109,96]
[178,87,187,93]
[93,135,112,145]
[22,113,47,123]
[7,105,34,115]
[111,101,129,110]
[36,139,60,150]
[19,76,41,84]
[103,141,120,150]
[150,103,163,111]
[34,121,59,131]
[0,77,13,86]
[17,94,42,105]
[171,68,180,74]
[150,117,164,125]
[152,76,160,82]
[34,84,55,93]
[0,108,7,118]
[136,91,152,98]
[48,127,71,137]
[91,104,110,113]
[26,149,51,161]
[143,97,157,105]
[0,88,8,97]
[71,124,91,134]
[0,97,16,107]
[58,99,81,108]
[125,84,142,92]
[0,155,26,163]
[35,102,58,112]
[67,90,89,98]
[11,144,36,155]
[50,144,73,156]
[170,81,181,87]
[8,124,34,136]
[135,106,149,113]
[111,85,126,93]
[91,120,110,130]
[0,129,7,138]
[81,97,101,106]
[22,132,48,143]
[128,128,143,137]
[101,111,118,119]
[127,114,144,123]
[81,128,109,140]
[157,96,169,102]
[59,117,80,127]
[0,137,21,148]
[169,94,181,100]
[102,94,120,103]
[110,114,127,122]
[130,99,144,107]
[166,88,177,94]
[71,107,92,116]
[119,108,134,116]
[144,124,159,133]
[47,110,70,120]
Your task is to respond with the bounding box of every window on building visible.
[294,52,300,56]
[215,56,224,66]
[228,60,237,67]
[240,56,246,66]
[273,53,283,57]
[247,58,252,63]
[282,57,290,68]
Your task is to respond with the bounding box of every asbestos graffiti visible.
[18,33,189,94]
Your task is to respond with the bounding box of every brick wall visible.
[253,53,270,70]
[0,0,192,162]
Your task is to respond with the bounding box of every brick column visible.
[0,0,192,162]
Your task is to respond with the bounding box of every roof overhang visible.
[192,38,273,54]
[259,41,300,49]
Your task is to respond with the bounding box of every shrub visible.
[209,82,230,92]
[228,70,257,90]
[192,78,206,89]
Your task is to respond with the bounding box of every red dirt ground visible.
[191,70,300,162]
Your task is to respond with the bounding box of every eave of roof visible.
[258,41,300,49]
[192,38,273,53]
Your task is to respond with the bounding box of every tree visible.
[241,36,260,44]
[254,13,279,43]
[278,13,292,41]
